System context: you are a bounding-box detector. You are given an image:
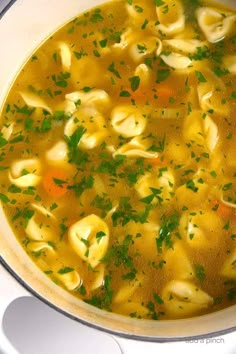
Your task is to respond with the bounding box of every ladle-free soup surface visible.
[1,0,236,320]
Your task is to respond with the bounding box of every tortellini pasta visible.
[65,89,111,112]
[183,110,219,152]
[56,269,81,291]
[58,42,72,71]
[68,214,109,268]
[134,63,152,87]
[110,105,147,138]
[45,140,69,166]
[179,210,223,248]
[126,1,155,28]
[70,57,106,87]
[25,204,58,242]
[115,301,149,318]
[1,123,14,141]
[129,37,162,62]
[64,107,108,150]
[135,168,175,204]
[164,242,194,280]
[27,241,55,254]
[19,91,52,114]
[175,177,209,210]
[162,280,213,317]
[112,27,135,51]
[196,7,236,43]
[113,276,142,304]
[197,69,229,116]
[154,0,185,36]
[162,39,208,55]
[160,52,192,70]
[31,203,56,220]
[113,136,158,159]
[124,218,160,256]
[26,214,56,241]
[223,55,236,74]
[9,158,42,187]
[58,99,77,116]
[164,138,188,163]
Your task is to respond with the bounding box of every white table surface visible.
[1,287,236,354]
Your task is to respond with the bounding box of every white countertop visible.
[1,293,235,354]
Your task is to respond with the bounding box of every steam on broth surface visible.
[1,0,236,320]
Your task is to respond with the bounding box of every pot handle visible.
[0,262,31,354]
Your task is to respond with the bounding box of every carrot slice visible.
[148,156,167,167]
[155,84,175,105]
[120,83,175,105]
[43,168,69,197]
[211,199,234,218]
[120,88,147,102]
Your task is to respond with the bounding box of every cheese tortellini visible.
[9,158,42,187]
[183,111,219,152]
[65,89,111,112]
[162,280,213,317]
[45,140,69,166]
[113,136,158,159]
[110,105,147,138]
[68,214,109,268]
[179,210,223,248]
[164,242,194,280]
[154,0,185,36]
[160,52,192,70]
[58,42,72,71]
[26,212,57,241]
[19,91,52,115]
[196,7,236,43]
[197,69,229,117]
[56,269,81,291]
[64,107,108,150]
[1,122,14,141]
[130,37,162,63]
[135,168,175,204]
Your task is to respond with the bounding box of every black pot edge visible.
[0,0,17,19]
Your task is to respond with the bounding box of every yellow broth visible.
[1,0,236,320]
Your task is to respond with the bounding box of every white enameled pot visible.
[0,0,236,352]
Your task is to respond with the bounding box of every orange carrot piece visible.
[148,155,167,167]
[43,168,69,197]
[120,84,175,105]
[155,84,175,105]
[211,199,234,218]
[131,88,147,101]
[120,88,147,102]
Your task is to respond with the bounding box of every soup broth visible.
[1,0,236,320]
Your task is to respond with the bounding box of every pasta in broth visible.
[1,0,236,320]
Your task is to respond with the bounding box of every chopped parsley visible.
[194,264,206,282]
[156,213,180,253]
